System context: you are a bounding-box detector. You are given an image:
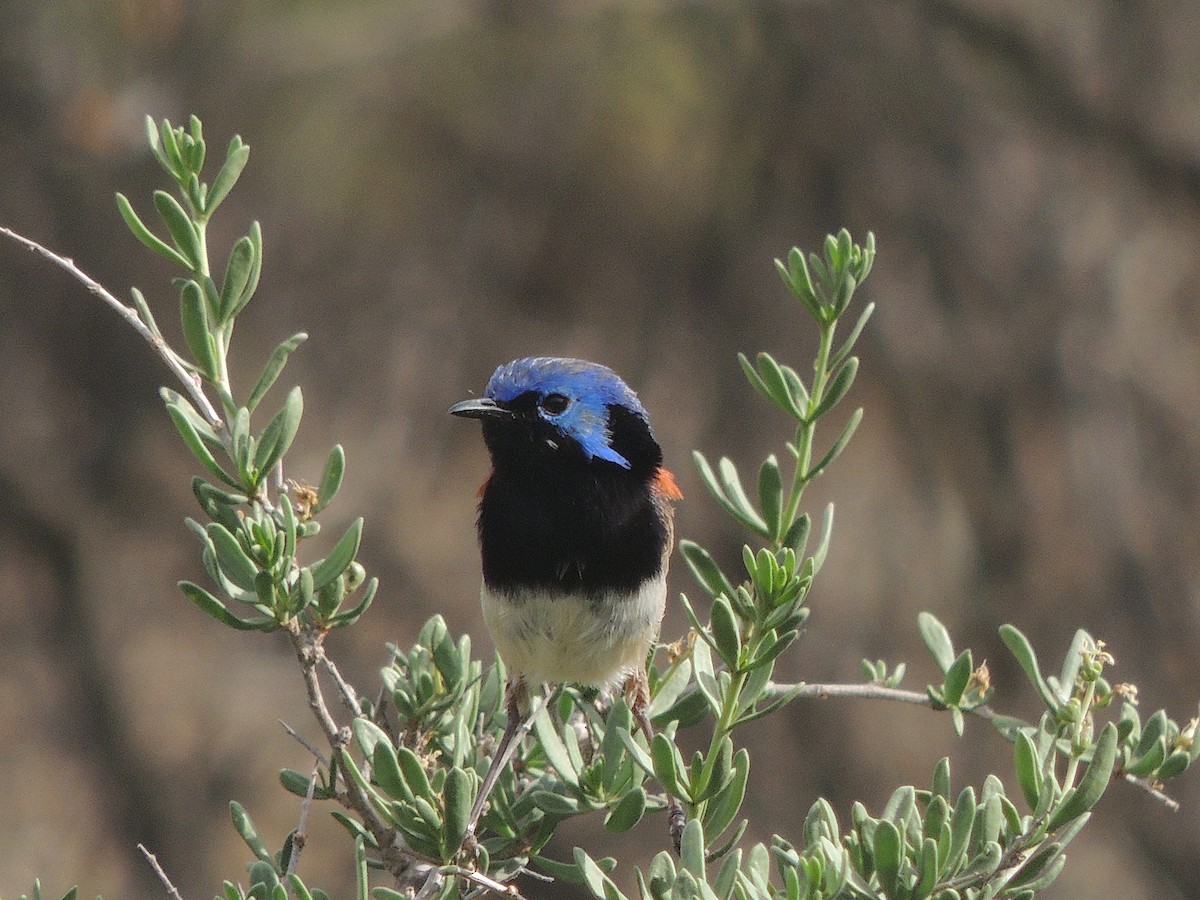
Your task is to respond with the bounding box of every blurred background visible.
[2,0,1198,896]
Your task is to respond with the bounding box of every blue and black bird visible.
[450,356,683,845]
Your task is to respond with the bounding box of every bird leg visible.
[463,676,530,852]
[625,670,686,855]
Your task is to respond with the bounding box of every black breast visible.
[477,403,670,596]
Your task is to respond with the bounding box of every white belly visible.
[481,574,667,688]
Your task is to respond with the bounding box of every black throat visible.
[477,404,670,597]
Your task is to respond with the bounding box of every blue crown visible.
[485,357,649,468]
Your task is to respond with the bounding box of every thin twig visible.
[319,650,364,717]
[286,758,322,880]
[283,619,404,862]
[443,865,528,898]
[768,680,1181,811]
[1123,773,1181,811]
[279,718,330,767]
[0,225,226,434]
[138,843,185,900]
[775,680,997,719]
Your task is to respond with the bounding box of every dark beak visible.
[448,397,514,420]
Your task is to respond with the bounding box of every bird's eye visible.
[539,393,571,415]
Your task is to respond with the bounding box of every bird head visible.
[449,357,662,475]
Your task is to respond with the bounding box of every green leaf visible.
[745,629,798,671]
[309,517,362,592]
[1013,730,1042,810]
[1125,735,1167,777]
[738,352,773,406]
[1000,624,1059,712]
[163,397,239,488]
[206,523,259,592]
[812,356,858,420]
[692,452,771,537]
[247,333,308,414]
[735,680,805,725]
[218,236,255,323]
[650,732,685,801]
[315,444,346,513]
[679,541,737,602]
[328,576,377,628]
[179,279,218,378]
[144,115,173,173]
[230,801,274,866]
[354,836,369,900]
[396,746,434,802]
[1054,629,1091,704]
[206,135,250,216]
[601,699,633,790]
[440,767,472,861]
[230,220,264,318]
[872,819,902,896]
[1133,710,1168,760]
[351,717,390,758]
[918,613,956,674]
[128,286,162,337]
[574,848,627,900]
[179,581,276,631]
[776,247,819,317]
[781,513,811,555]
[533,702,580,788]
[1047,723,1118,831]
[942,649,973,706]
[618,728,656,779]
[694,734,734,802]
[159,119,185,176]
[913,836,939,900]
[604,785,647,832]
[757,455,783,542]
[703,748,749,839]
[945,787,976,876]
[153,190,202,271]
[116,193,192,268]
[832,302,875,368]
[709,596,741,670]
[754,352,804,419]
[253,385,304,479]
[807,407,862,480]
[679,818,706,880]
[833,272,857,318]
[718,456,769,532]
[1156,749,1191,781]
[531,789,581,815]
[372,740,410,802]
[811,502,835,573]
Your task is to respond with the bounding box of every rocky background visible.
[1,1,1198,897]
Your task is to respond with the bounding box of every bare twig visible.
[768,681,1181,811]
[443,865,528,899]
[138,843,185,900]
[1123,773,1181,811]
[285,758,322,881]
[282,618,424,881]
[0,225,226,435]
[279,718,330,767]
[319,650,364,717]
[772,679,998,718]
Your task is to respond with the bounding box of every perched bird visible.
[449,356,683,846]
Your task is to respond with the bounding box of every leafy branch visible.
[3,117,1196,900]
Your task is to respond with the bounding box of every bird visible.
[449,356,683,849]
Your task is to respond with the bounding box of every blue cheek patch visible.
[559,405,631,468]
[542,403,632,468]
